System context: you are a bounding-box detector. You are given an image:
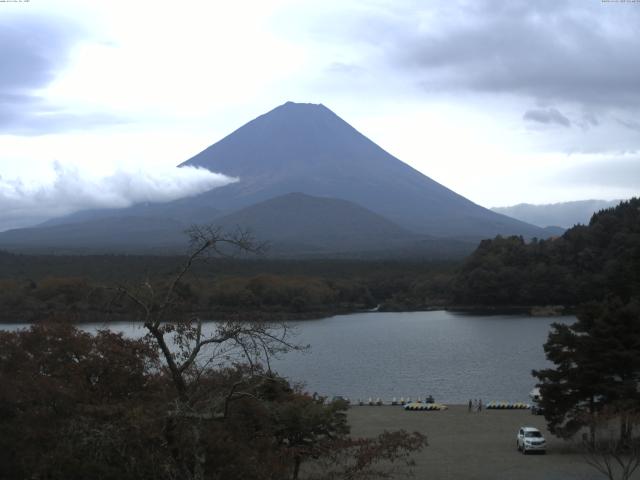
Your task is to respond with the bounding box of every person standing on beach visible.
[478,399,482,412]
[468,399,472,412]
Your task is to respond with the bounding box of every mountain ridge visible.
[492,199,623,228]
[0,192,475,257]
[213,192,419,254]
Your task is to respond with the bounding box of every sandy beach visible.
[347,405,636,480]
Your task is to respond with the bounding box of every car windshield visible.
[525,431,542,438]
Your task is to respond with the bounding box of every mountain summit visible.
[0,102,546,255]
[180,101,542,238]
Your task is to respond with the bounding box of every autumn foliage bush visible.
[0,322,425,480]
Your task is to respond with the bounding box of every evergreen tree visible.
[533,298,640,442]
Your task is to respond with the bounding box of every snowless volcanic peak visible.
[0,102,547,254]
[180,102,545,239]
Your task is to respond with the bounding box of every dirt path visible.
[347,405,635,480]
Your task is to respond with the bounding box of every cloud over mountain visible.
[0,162,236,231]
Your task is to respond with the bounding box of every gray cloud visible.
[617,118,640,132]
[0,163,237,231]
[0,105,126,136]
[576,112,599,130]
[337,0,640,111]
[523,108,571,127]
[0,18,77,91]
[0,15,124,134]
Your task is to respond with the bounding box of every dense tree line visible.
[0,257,457,323]
[0,275,371,322]
[0,251,456,284]
[453,198,640,307]
[0,274,381,322]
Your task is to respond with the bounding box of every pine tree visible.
[533,298,640,442]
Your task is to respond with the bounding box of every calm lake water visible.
[2,311,573,404]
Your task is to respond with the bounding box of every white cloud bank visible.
[0,162,236,231]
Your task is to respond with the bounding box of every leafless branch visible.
[581,409,640,480]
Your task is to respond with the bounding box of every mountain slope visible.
[0,216,191,253]
[179,101,545,239]
[213,192,418,254]
[0,193,477,257]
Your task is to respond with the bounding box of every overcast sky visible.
[1,0,639,230]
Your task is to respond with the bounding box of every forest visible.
[1,198,638,323]
[0,252,455,323]
[452,198,640,308]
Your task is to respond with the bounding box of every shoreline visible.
[382,304,572,316]
[0,304,575,325]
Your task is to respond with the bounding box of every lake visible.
[2,311,573,404]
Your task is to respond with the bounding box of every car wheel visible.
[522,447,527,455]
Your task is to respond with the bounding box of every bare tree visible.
[581,408,640,480]
[109,225,428,480]
[115,226,302,480]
